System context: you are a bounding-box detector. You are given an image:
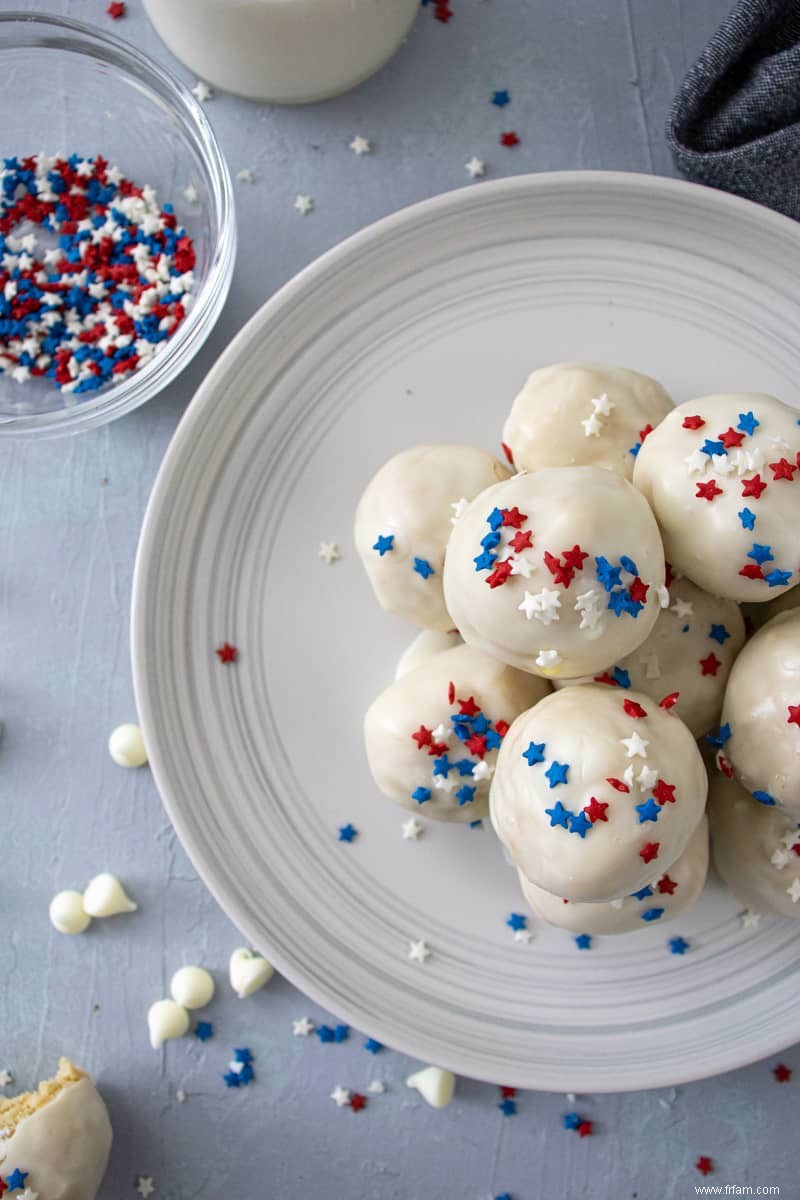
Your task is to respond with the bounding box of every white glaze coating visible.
[49,890,91,935]
[364,643,549,822]
[721,608,800,816]
[502,362,673,480]
[633,393,800,602]
[355,444,509,632]
[170,965,215,1010]
[744,582,800,631]
[517,816,709,933]
[0,1076,112,1200]
[395,629,462,679]
[708,770,800,917]
[490,685,707,902]
[83,873,137,918]
[405,1066,456,1108]
[442,467,665,679]
[553,575,745,737]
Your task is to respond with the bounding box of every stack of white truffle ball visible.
[356,364,800,933]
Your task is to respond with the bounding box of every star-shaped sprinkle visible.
[584,797,609,823]
[293,1017,315,1036]
[338,823,358,843]
[545,761,569,788]
[741,474,767,498]
[708,623,731,644]
[668,936,690,955]
[408,939,431,963]
[349,1092,367,1112]
[194,1020,213,1042]
[451,497,469,523]
[699,652,721,676]
[368,1080,386,1093]
[641,907,665,922]
[591,392,614,416]
[107,1,126,16]
[787,705,800,728]
[294,194,314,215]
[236,167,255,184]
[472,760,492,782]
[574,934,592,950]
[737,411,759,434]
[685,448,708,475]
[318,541,341,564]
[135,1179,155,1199]
[372,534,394,556]
[640,842,660,864]
[740,909,761,929]
[772,848,790,869]
[191,80,213,102]
[635,798,660,823]
[402,818,423,840]
[514,927,533,943]
[696,479,723,501]
[491,89,511,106]
[216,642,238,663]
[364,1037,382,1054]
[535,649,562,669]
[773,1063,792,1082]
[17,1189,38,1200]
[0,1070,12,1087]
[562,1111,582,1129]
[183,183,199,204]
[545,800,571,828]
[519,587,562,624]
[765,568,792,587]
[569,811,592,838]
[463,156,487,180]
[455,784,476,806]
[498,1097,517,1116]
[738,507,756,530]
[652,780,676,805]
[500,131,520,147]
[413,557,435,579]
[315,1025,335,1043]
[578,1120,594,1138]
[349,135,372,155]
[330,1085,351,1106]
[747,542,774,565]
[787,878,800,903]
[695,1157,714,1177]
[506,913,527,932]
[621,730,648,758]
[682,414,705,430]
[412,786,432,805]
[770,457,797,481]
[582,413,603,438]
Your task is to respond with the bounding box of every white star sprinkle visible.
[367,1079,386,1094]
[637,764,658,791]
[294,194,314,215]
[465,156,486,178]
[17,1189,38,1200]
[183,183,199,204]
[513,927,533,943]
[787,878,800,903]
[581,413,603,438]
[519,587,561,624]
[610,898,625,910]
[135,1179,155,1199]
[509,553,535,578]
[591,392,615,416]
[639,652,661,679]
[402,817,423,840]
[432,724,449,742]
[535,648,562,669]
[191,80,213,102]
[450,497,469,523]
[236,167,255,184]
[574,589,602,631]
[318,541,340,564]
[656,585,670,609]
[292,1016,315,1036]
[176,1089,186,1103]
[670,598,693,620]
[685,449,708,475]
[0,1070,13,1087]
[349,135,372,155]
[472,760,492,782]
[771,848,790,870]
[712,453,733,476]
[768,434,792,452]
[740,909,761,929]
[781,830,800,849]
[408,939,431,963]
[623,763,636,790]
[330,1085,351,1107]
[621,730,649,759]
[433,774,457,793]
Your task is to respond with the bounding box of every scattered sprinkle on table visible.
[330,1084,351,1107]
[465,157,486,179]
[402,817,423,840]
[337,823,358,843]
[333,1024,349,1043]
[408,939,431,963]
[498,1096,517,1116]
[575,933,592,950]
[191,80,214,102]
[107,1,126,17]
[500,131,520,147]
[294,194,314,216]
[292,1016,315,1036]
[367,1079,385,1094]
[773,1062,792,1082]
[236,167,255,184]
[216,642,238,663]
[0,1069,13,1087]
[194,1020,213,1041]
[491,89,511,107]
[135,1178,155,1199]
[505,913,527,933]
[318,541,340,564]
[182,183,199,204]
[695,1156,714,1176]
[740,909,761,929]
[364,1038,383,1054]
[223,1047,255,1087]
[349,136,372,156]
[668,936,690,955]
[349,1092,367,1112]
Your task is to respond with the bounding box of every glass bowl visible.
[0,11,235,438]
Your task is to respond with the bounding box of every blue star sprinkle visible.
[737,411,760,435]
[562,1112,582,1130]
[5,1172,28,1192]
[545,801,571,829]
[495,1194,513,1200]
[454,758,475,777]
[224,1070,242,1088]
[473,550,497,572]
[628,442,641,458]
[498,1097,518,1116]
[738,507,756,530]
[372,533,394,555]
[413,557,434,579]
[701,438,725,457]
[613,666,631,688]
[506,913,527,932]
[234,1047,253,1064]
[455,784,476,806]
[432,755,453,778]
[491,89,511,106]
[631,886,653,900]
[481,531,502,549]
[569,811,592,838]
[333,1025,350,1043]
[607,588,628,617]
[753,790,776,806]
[469,819,483,829]
[194,1020,214,1042]
[522,741,546,766]
[574,933,592,950]
[708,624,730,644]
[765,569,792,587]
[595,555,622,592]
[641,907,665,922]
[619,554,639,576]
[364,1037,383,1054]
[487,507,504,530]
[668,936,690,955]
[338,823,358,843]
[706,722,731,748]
[635,798,660,824]
[315,1025,335,1043]
[472,714,489,734]
[412,787,432,805]
[747,543,774,565]
[545,761,569,788]
[484,728,502,750]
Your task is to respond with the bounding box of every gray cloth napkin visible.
[667,0,800,219]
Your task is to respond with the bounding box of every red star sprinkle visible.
[500,131,520,147]
[486,559,514,588]
[699,652,721,677]
[773,1063,792,1083]
[0,1180,7,1197]
[623,699,647,719]
[433,0,453,21]
[770,457,797,481]
[458,696,480,717]
[717,752,733,779]
[107,0,126,16]
[788,706,800,727]
[629,577,649,604]
[695,1157,714,1176]
[500,1085,517,1098]
[428,741,449,757]
[741,474,767,498]
[593,673,619,687]
[465,733,487,758]
[719,426,745,449]
[543,551,574,587]
[657,874,677,895]
[577,1120,594,1138]
[607,777,630,793]
[653,780,676,805]
[216,642,238,663]
[349,1092,367,1111]
[639,423,653,443]
[695,479,723,502]
[640,842,660,864]
[495,719,510,737]
[509,529,533,553]
[501,507,527,528]
[682,415,705,430]
[739,563,764,580]
[501,441,515,467]
[561,544,589,572]
[659,691,680,710]
[412,725,433,749]
[793,844,800,857]
[584,797,609,823]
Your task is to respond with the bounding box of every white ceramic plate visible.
[132,172,800,1092]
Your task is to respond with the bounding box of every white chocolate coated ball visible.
[107,723,148,768]
[490,685,707,902]
[49,890,91,935]
[354,444,509,632]
[721,608,800,817]
[554,575,745,737]
[517,816,708,934]
[708,769,800,918]
[364,643,549,822]
[502,362,673,480]
[634,393,800,602]
[443,467,665,679]
[395,629,462,679]
[170,965,215,1010]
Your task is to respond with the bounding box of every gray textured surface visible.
[2,1,796,1197]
